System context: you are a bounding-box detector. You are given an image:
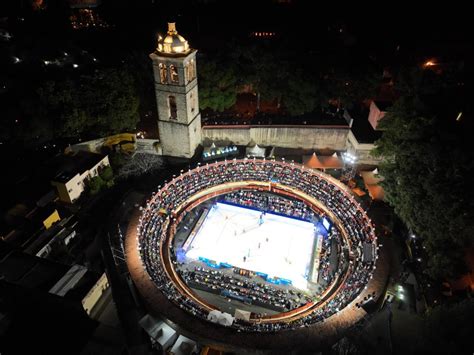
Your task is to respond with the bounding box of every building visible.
[368,100,391,130]
[150,23,202,158]
[51,151,110,204]
[150,23,386,167]
[0,241,124,354]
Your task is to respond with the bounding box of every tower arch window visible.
[169,96,177,120]
[186,60,196,83]
[159,63,168,84]
[170,65,179,83]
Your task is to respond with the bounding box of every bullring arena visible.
[125,159,390,351]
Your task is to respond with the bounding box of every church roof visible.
[157,23,191,56]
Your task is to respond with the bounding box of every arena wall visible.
[202,125,350,150]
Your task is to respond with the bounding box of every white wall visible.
[202,125,350,150]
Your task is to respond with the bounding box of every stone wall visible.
[202,125,350,151]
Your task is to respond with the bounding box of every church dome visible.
[157,23,190,55]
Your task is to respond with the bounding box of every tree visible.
[232,43,281,112]
[324,55,380,109]
[79,69,140,136]
[117,153,164,180]
[25,68,140,142]
[87,176,106,195]
[418,299,474,354]
[99,166,114,187]
[198,57,238,112]
[283,71,320,116]
[373,65,473,279]
[36,80,87,138]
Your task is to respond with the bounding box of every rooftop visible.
[52,151,107,183]
[349,106,383,144]
[0,245,69,292]
[156,23,191,56]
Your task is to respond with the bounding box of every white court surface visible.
[185,202,316,290]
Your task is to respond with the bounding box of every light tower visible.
[150,23,201,158]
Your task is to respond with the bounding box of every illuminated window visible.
[169,96,177,119]
[159,63,167,84]
[170,65,179,83]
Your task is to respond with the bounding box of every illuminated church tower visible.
[150,23,201,158]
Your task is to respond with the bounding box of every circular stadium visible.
[125,159,383,350]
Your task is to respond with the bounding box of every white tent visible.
[246,143,266,158]
[207,310,221,323]
[218,312,234,326]
[207,310,234,326]
[234,309,251,322]
[203,142,217,154]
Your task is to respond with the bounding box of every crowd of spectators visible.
[179,266,311,312]
[222,190,319,222]
[135,159,377,332]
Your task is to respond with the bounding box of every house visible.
[51,151,110,204]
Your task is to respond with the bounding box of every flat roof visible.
[52,151,107,183]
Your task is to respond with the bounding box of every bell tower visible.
[150,23,201,158]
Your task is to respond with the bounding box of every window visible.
[159,63,167,84]
[169,96,177,119]
[186,60,196,83]
[190,93,195,113]
[170,65,179,83]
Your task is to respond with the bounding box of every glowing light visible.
[423,60,436,68]
[73,63,79,68]
[456,112,463,121]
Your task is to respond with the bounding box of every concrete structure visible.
[150,23,201,158]
[81,272,110,315]
[346,129,383,165]
[51,151,110,204]
[202,124,349,150]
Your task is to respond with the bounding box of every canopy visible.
[360,170,384,186]
[234,309,251,322]
[246,144,266,158]
[303,152,343,169]
[207,310,234,326]
[303,152,323,169]
[319,153,343,169]
[360,170,385,200]
[203,142,216,154]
